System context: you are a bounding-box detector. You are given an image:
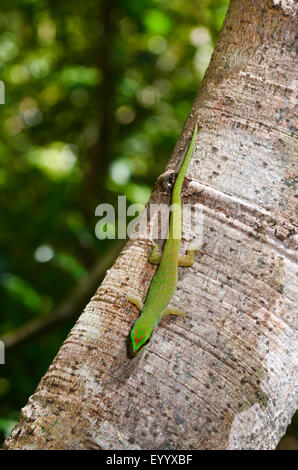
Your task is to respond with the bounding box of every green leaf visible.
[144,10,171,35]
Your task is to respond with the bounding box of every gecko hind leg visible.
[162,307,187,319]
[149,242,162,264]
[178,246,203,267]
[127,295,144,312]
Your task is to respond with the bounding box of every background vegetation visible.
[0,0,296,448]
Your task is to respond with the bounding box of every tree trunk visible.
[3,0,297,450]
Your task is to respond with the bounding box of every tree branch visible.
[1,241,124,350]
[81,0,117,222]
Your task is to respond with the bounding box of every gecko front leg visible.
[127,295,144,311]
[128,242,161,309]
[162,306,186,319]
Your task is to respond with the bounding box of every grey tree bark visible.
[3,0,297,450]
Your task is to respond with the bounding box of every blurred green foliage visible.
[0,0,296,448]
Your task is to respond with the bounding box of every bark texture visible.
[4,0,297,450]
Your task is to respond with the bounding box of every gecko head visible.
[129,322,154,357]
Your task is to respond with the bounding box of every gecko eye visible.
[143,334,153,347]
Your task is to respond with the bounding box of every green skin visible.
[129,123,198,357]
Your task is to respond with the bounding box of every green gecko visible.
[128,123,199,357]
